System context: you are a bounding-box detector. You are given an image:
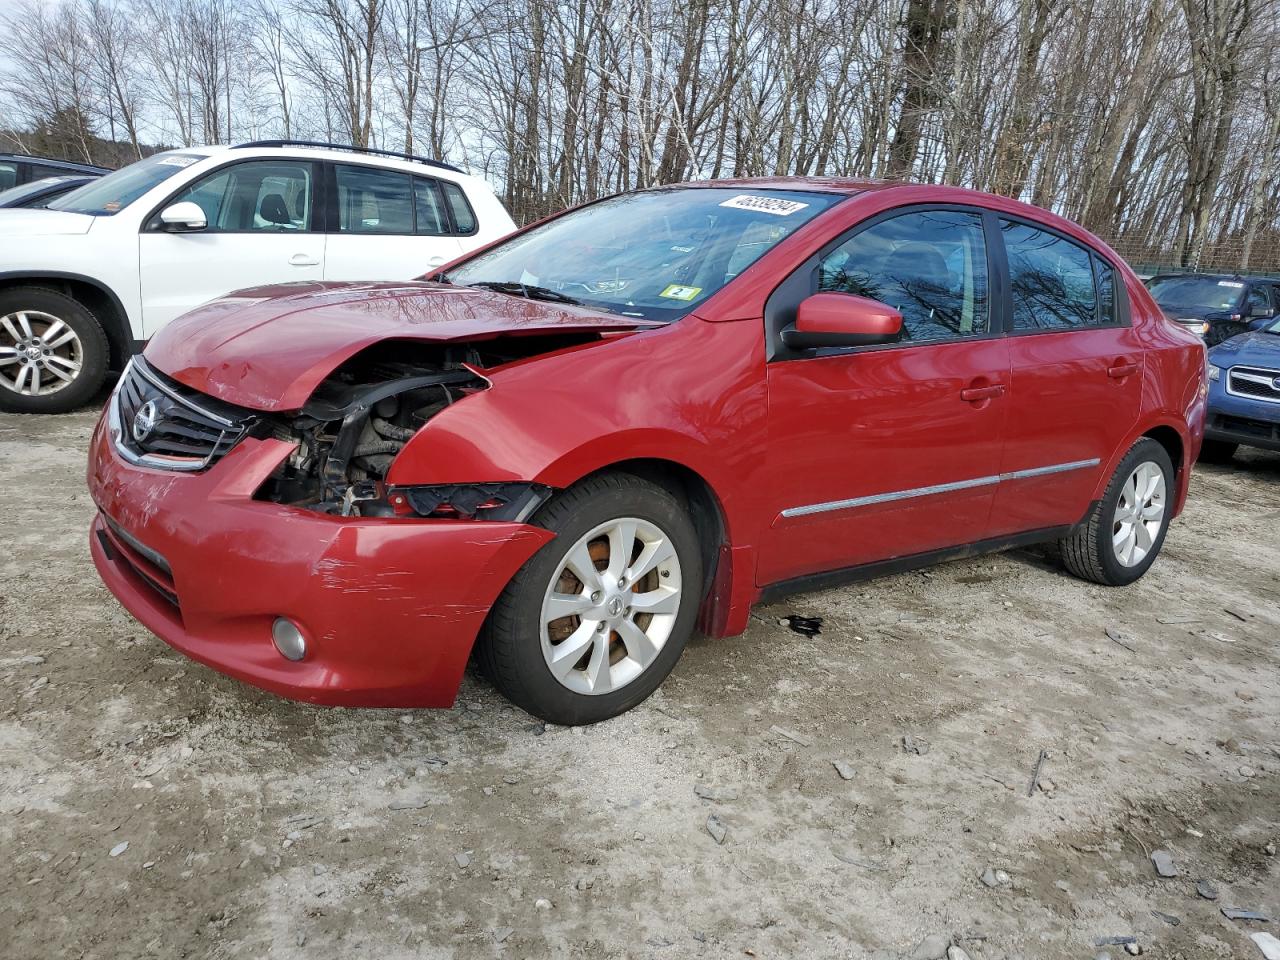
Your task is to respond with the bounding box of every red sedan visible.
[88,180,1207,724]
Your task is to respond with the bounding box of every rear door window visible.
[1001,221,1102,330]
[335,164,414,235]
[0,162,17,190]
[412,177,449,236]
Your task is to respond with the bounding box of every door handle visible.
[1107,361,1139,378]
[960,384,1006,402]
[289,253,320,267]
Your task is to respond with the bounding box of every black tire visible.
[1058,438,1175,586]
[1197,439,1238,464]
[476,472,704,725]
[0,286,110,414]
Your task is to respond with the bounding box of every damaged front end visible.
[254,342,552,520]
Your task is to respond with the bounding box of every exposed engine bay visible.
[255,339,584,518]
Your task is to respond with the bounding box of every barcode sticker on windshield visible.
[719,194,809,216]
[1217,280,1244,288]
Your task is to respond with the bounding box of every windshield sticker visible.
[1217,280,1244,288]
[659,284,702,301]
[719,194,810,216]
[158,155,200,167]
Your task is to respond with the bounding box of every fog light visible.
[271,618,307,661]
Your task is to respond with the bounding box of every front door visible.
[759,207,1010,586]
[139,159,324,336]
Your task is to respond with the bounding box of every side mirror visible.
[157,201,207,232]
[781,292,903,350]
[1250,304,1274,319]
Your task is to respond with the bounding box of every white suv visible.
[0,140,516,413]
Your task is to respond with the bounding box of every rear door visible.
[138,158,325,335]
[759,206,1010,586]
[321,163,463,281]
[988,218,1142,536]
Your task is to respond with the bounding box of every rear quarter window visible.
[441,181,477,234]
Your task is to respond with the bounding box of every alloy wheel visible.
[1112,461,1166,567]
[0,310,84,397]
[539,517,683,696]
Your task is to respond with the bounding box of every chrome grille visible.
[110,358,255,471]
[1227,366,1280,404]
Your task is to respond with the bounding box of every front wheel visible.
[1058,438,1175,586]
[476,473,703,725]
[0,286,109,413]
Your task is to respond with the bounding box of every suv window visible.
[817,209,990,341]
[1246,284,1273,318]
[51,153,203,216]
[1002,220,1102,330]
[0,162,15,190]
[336,164,414,235]
[412,177,448,236]
[169,160,313,232]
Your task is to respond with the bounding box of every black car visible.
[1146,273,1280,346]
[0,175,97,209]
[0,154,109,193]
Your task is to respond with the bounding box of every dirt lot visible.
[1,401,1277,960]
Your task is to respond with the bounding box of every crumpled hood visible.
[0,209,96,235]
[145,281,656,411]
[1209,330,1280,367]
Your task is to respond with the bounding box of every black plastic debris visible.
[1222,907,1272,922]
[782,615,823,637]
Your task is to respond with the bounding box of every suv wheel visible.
[476,473,703,725]
[1058,438,1175,586]
[0,286,109,414]
[1197,439,1237,464]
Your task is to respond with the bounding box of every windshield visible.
[0,178,73,206]
[445,187,844,321]
[47,153,206,216]
[1147,276,1245,314]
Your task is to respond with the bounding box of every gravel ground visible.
[1,400,1277,960]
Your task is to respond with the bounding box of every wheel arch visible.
[1093,418,1192,518]
[566,457,728,595]
[0,271,136,370]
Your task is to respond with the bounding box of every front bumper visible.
[87,415,554,707]
[1205,377,1280,452]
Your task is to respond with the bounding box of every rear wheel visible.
[0,286,109,413]
[1197,439,1238,464]
[476,473,703,725]
[1058,438,1174,586]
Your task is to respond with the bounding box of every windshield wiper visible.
[467,280,582,306]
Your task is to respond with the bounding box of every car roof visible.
[153,142,477,183]
[1149,271,1277,283]
[663,176,893,195]
[0,153,110,174]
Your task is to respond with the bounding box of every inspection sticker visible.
[1217,280,1244,288]
[158,155,201,167]
[719,194,809,216]
[659,284,702,301]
